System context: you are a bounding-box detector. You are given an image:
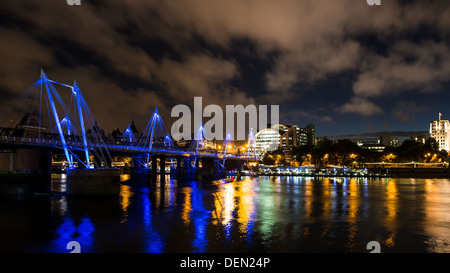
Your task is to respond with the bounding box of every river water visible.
[1,175,450,253]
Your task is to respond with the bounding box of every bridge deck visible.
[0,136,256,160]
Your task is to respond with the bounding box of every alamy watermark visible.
[366,0,381,5]
[171,97,279,141]
[66,0,81,5]
[65,240,381,253]
[366,241,381,253]
[66,241,81,253]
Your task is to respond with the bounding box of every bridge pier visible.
[128,154,169,185]
[170,156,182,178]
[127,156,150,185]
[91,153,113,169]
[160,154,166,183]
[151,155,157,182]
[170,156,226,181]
[67,168,121,195]
[0,147,52,195]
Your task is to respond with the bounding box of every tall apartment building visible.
[430,113,450,151]
[304,123,316,146]
[255,128,281,156]
[280,125,307,148]
[410,135,427,144]
[255,123,316,162]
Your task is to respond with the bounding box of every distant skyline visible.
[1,1,449,138]
[326,130,429,142]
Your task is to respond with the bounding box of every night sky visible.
[1,0,449,139]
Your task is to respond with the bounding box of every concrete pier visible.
[0,147,52,195]
[170,158,226,181]
[67,168,121,195]
[128,167,151,185]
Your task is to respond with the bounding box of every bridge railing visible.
[0,135,59,146]
[0,135,258,160]
[0,135,82,147]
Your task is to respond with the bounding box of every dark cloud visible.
[337,96,384,116]
[0,0,449,135]
[328,130,429,140]
[353,41,450,98]
[392,101,427,123]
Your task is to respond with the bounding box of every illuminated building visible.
[256,123,315,161]
[273,123,313,163]
[16,113,46,138]
[361,143,386,152]
[430,113,450,151]
[380,136,400,147]
[271,123,309,147]
[255,128,281,156]
[410,135,426,144]
[304,123,315,146]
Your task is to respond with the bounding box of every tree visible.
[262,148,287,166]
[426,137,439,151]
[292,145,313,165]
[312,139,335,166]
[438,150,448,162]
[397,140,422,162]
[262,153,275,165]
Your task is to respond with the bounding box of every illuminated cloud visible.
[0,0,449,135]
[338,96,384,116]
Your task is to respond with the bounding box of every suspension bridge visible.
[0,70,258,194]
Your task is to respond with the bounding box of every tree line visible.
[262,138,448,167]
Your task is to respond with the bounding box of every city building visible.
[121,124,136,143]
[430,113,450,151]
[380,136,400,147]
[355,138,386,152]
[356,138,380,147]
[361,143,386,153]
[271,123,312,147]
[255,128,281,156]
[255,123,316,162]
[15,113,46,138]
[277,124,307,163]
[410,135,427,144]
[304,123,316,146]
[278,125,307,148]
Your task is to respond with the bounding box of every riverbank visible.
[383,167,450,178]
[253,167,450,179]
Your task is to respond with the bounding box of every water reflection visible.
[212,182,234,240]
[6,175,450,253]
[190,184,210,252]
[384,178,398,247]
[257,177,277,245]
[424,179,450,252]
[141,187,164,253]
[347,178,360,251]
[181,187,192,226]
[120,185,133,224]
[50,196,68,216]
[51,215,95,252]
[235,179,256,240]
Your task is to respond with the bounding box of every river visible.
[1,175,450,253]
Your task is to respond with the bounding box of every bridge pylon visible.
[0,70,119,195]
